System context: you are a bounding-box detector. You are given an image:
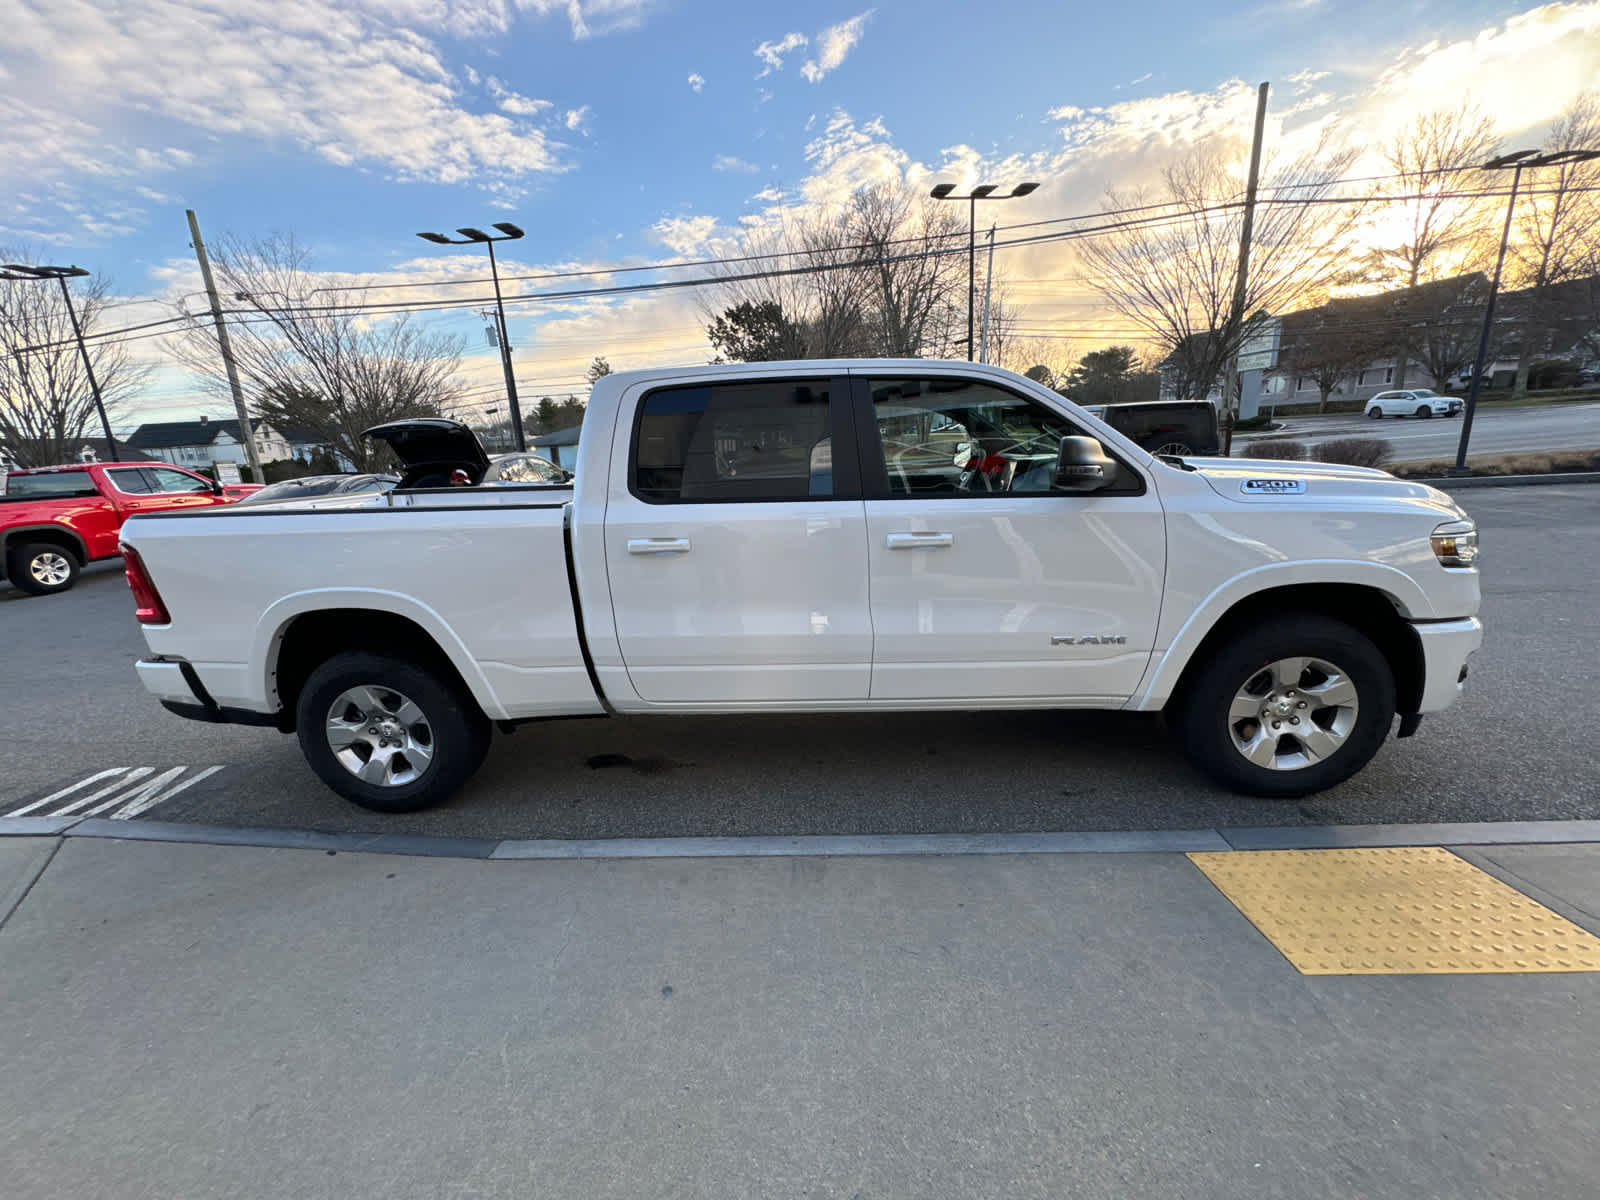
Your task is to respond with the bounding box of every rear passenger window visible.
[633,380,833,502]
[106,468,155,495]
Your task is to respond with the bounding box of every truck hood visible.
[1179,456,1457,508]
[361,418,490,488]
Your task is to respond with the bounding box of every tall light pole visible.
[1,263,118,460]
[418,223,528,451]
[1452,147,1600,472]
[929,182,1039,360]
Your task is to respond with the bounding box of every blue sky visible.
[3,0,1597,421]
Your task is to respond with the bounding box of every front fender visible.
[1129,559,1434,711]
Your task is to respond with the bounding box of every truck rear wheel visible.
[1171,615,1395,798]
[8,542,80,595]
[295,651,491,812]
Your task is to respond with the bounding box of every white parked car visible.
[120,359,1481,811]
[1365,389,1462,419]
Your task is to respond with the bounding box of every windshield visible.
[1411,389,1438,397]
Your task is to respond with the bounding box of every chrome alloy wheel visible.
[1226,656,1360,772]
[325,685,435,787]
[1150,441,1196,458]
[30,551,72,587]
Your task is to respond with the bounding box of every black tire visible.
[1170,615,1396,799]
[295,651,491,813]
[1416,406,1432,419]
[7,542,80,596]
[1368,407,1383,419]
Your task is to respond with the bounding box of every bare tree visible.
[1354,104,1500,386]
[1079,140,1361,402]
[1506,92,1600,393]
[173,234,464,471]
[0,253,148,467]
[1278,308,1389,411]
[845,187,967,357]
[704,183,967,360]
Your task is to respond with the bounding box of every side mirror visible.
[211,480,224,495]
[1054,436,1118,493]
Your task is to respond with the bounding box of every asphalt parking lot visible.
[2,484,1596,839]
[1249,399,1600,461]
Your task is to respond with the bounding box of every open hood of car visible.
[361,418,490,488]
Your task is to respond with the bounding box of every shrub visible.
[1233,414,1272,431]
[1249,440,1306,460]
[1313,438,1392,469]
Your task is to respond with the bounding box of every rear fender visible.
[256,588,509,719]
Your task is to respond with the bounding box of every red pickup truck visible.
[1,462,258,596]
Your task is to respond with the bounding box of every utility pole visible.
[186,210,264,482]
[978,225,998,364]
[1221,81,1270,458]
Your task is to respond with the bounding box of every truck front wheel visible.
[296,651,491,812]
[8,542,80,595]
[1172,616,1395,798]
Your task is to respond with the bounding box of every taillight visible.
[120,544,170,624]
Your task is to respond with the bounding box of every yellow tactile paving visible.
[1188,847,1600,975]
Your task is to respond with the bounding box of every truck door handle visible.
[628,537,691,555]
[886,532,953,550]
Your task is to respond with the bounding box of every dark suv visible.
[1079,400,1221,458]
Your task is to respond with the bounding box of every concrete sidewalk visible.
[2,833,1599,1199]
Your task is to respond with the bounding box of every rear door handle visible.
[886,531,953,550]
[628,537,691,555]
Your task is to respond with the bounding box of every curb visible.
[2,815,1598,860]
[1412,471,1600,490]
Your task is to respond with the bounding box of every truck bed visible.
[121,486,600,721]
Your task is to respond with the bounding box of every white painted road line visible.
[2,766,228,820]
[6,771,145,819]
[107,766,226,820]
[4,767,132,818]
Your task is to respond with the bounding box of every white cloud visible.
[0,0,575,226]
[688,72,705,93]
[755,32,807,77]
[565,105,593,132]
[713,155,760,173]
[487,76,555,116]
[650,214,718,255]
[513,0,653,41]
[800,10,874,83]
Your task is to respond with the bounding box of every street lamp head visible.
[1482,149,1539,170]
[929,183,956,199]
[1526,148,1600,168]
[492,222,526,239]
[969,184,999,199]
[1009,181,1040,197]
[456,227,492,242]
[1,263,90,279]
[416,231,455,245]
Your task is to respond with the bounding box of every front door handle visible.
[886,531,953,550]
[628,537,691,555]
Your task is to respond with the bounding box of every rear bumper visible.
[137,658,281,727]
[1411,617,1483,713]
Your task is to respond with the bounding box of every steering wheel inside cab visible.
[953,440,1014,492]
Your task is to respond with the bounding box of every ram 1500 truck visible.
[1,461,258,595]
[120,360,1482,811]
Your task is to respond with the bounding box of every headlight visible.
[1431,519,1479,567]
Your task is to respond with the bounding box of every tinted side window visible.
[151,468,212,494]
[633,380,832,502]
[105,468,156,495]
[9,473,101,497]
[868,377,1079,496]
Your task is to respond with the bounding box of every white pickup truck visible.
[121,360,1482,812]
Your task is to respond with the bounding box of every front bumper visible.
[1411,617,1483,713]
